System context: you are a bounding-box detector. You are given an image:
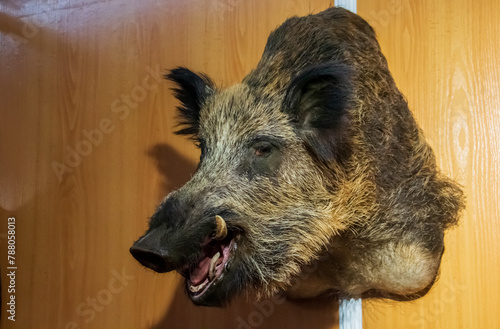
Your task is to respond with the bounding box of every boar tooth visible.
[190,280,208,293]
[209,252,220,281]
[190,284,201,293]
[214,215,228,240]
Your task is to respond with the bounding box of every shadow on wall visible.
[146,143,339,329]
[147,143,198,196]
[150,281,339,329]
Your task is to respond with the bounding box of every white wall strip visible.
[339,297,363,329]
[334,1,362,328]
[335,0,357,13]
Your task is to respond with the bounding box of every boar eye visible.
[243,139,283,177]
[253,141,273,158]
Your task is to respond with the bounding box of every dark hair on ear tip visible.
[164,67,215,137]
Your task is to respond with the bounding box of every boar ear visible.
[165,67,215,137]
[283,63,352,162]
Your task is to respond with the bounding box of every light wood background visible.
[0,0,498,328]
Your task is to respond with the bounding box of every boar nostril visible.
[129,245,175,273]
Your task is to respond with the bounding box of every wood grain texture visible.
[0,0,498,328]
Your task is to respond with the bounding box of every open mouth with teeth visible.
[181,215,239,305]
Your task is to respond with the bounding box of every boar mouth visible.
[180,232,238,305]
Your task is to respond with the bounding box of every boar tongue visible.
[190,256,211,285]
[190,243,221,285]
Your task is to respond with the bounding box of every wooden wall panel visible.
[0,0,498,328]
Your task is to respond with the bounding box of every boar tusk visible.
[214,215,228,240]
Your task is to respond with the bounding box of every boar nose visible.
[130,229,176,273]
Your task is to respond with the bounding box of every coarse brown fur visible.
[131,7,465,307]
